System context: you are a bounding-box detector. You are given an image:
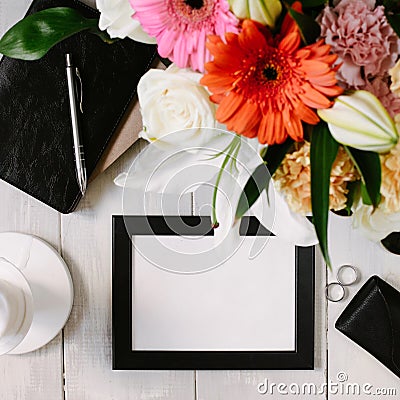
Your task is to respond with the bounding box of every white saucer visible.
[0,233,73,354]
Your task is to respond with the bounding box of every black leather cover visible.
[0,0,157,213]
[336,276,400,378]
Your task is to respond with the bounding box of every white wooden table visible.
[1,2,400,399]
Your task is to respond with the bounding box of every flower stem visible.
[211,135,241,229]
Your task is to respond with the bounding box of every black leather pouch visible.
[336,276,400,378]
[0,0,157,213]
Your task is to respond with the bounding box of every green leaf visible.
[385,12,400,38]
[333,180,360,216]
[383,0,400,13]
[235,139,293,220]
[344,147,381,208]
[288,8,321,44]
[311,122,339,268]
[90,28,119,45]
[343,180,361,216]
[361,183,373,206]
[301,0,327,7]
[235,163,270,221]
[0,7,98,60]
[262,138,294,168]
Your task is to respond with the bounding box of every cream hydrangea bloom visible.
[390,59,400,97]
[380,141,400,213]
[273,143,359,215]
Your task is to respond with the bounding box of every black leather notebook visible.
[0,0,157,213]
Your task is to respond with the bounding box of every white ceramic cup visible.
[0,258,34,355]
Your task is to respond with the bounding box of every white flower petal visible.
[326,124,396,153]
[340,91,396,138]
[353,204,400,242]
[228,0,281,27]
[248,0,282,26]
[318,91,399,153]
[137,65,218,148]
[252,181,319,247]
[96,0,156,43]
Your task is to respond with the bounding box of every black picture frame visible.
[112,215,315,370]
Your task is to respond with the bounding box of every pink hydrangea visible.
[319,0,400,88]
[361,77,400,118]
[131,0,239,72]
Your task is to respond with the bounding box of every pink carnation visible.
[131,0,239,72]
[361,77,400,118]
[319,0,400,88]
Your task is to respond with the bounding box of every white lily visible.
[318,91,399,153]
[228,0,282,28]
[115,129,318,248]
[353,204,400,242]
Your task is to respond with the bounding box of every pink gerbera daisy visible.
[130,0,239,72]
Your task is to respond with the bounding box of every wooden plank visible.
[193,185,328,400]
[0,2,63,399]
[328,214,400,399]
[62,142,195,400]
[0,182,63,400]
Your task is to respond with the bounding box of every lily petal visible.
[318,91,399,153]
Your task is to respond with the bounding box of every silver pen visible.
[65,53,87,196]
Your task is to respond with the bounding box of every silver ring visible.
[326,282,345,302]
[337,265,358,287]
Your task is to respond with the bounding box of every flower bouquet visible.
[2,0,400,265]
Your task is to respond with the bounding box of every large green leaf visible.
[383,0,400,13]
[235,163,270,221]
[344,147,381,208]
[288,8,321,44]
[385,13,400,39]
[384,0,400,37]
[0,7,98,60]
[311,122,339,268]
[236,139,293,220]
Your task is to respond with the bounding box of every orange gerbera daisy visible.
[200,3,343,145]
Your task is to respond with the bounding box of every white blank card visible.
[132,236,296,351]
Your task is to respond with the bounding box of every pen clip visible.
[75,67,84,114]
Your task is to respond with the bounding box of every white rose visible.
[353,204,400,242]
[138,64,218,148]
[96,0,156,43]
